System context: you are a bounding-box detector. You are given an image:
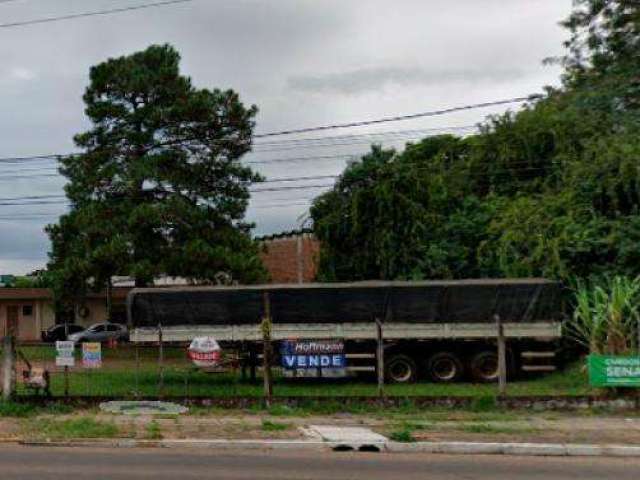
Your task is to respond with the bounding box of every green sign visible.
[588,355,640,387]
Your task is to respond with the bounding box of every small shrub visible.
[266,405,295,416]
[145,420,163,440]
[389,428,415,443]
[470,396,497,412]
[41,403,74,415]
[261,420,290,432]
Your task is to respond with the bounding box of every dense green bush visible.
[311,1,640,284]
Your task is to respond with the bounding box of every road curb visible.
[18,439,640,457]
[20,439,329,450]
[386,441,640,457]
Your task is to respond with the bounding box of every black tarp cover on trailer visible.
[128,279,561,328]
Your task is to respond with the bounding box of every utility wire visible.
[0,165,552,212]
[0,157,558,183]
[0,125,476,165]
[253,97,530,138]
[0,162,554,197]
[0,99,520,165]
[0,165,551,205]
[0,0,194,29]
[253,126,477,147]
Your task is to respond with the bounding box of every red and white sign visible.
[188,337,221,369]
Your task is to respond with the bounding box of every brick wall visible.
[259,233,320,283]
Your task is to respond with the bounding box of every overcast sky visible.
[0,0,571,274]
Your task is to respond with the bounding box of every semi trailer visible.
[126,279,563,383]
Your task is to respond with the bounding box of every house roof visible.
[0,288,53,300]
[0,287,132,301]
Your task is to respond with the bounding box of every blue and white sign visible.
[280,339,346,378]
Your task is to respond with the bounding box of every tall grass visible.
[566,276,640,355]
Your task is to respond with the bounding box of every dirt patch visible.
[103,414,303,440]
[0,418,23,440]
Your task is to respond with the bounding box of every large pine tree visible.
[47,44,266,306]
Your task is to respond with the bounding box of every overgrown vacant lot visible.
[6,345,596,397]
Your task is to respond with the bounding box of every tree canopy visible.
[47,44,266,308]
[311,1,640,283]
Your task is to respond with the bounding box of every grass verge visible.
[25,417,120,440]
[0,401,74,418]
[457,423,538,435]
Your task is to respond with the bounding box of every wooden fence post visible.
[261,292,273,406]
[376,318,384,398]
[63,321,69,398]
[2,334,15,401]
[495,314,507,396]
[158,324,164,398]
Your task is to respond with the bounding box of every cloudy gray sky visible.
[0,0,571,274]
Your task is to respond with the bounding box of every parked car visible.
[68,323,129,343]
[41,324,85,343]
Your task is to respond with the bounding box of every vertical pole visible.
[495,314,507,396]
[158,325,164,398]
[376,318,384,398]
[106,278,113,323]
[64,365,69,398]
[262,292,273,406]
[64,320,70,398]
[135,343,140,399]
[637,314,640,355]
[240,345,248,382]
[2,334,15,401]
[85,354,90,396]
[296,235,304,284]
[250,349,257,382]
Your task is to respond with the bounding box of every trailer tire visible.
[425,352,463,383]
[385,354,417,383]
[469,351,499,383]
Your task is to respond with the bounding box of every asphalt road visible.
[0,446,638,479]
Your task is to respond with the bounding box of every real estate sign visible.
[588,355,640,387]
[82,342,102,369]
[280,339,346,378]
[55,341,75,367]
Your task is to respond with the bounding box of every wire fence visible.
[4,342,259,398]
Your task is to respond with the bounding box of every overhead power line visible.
[0,154,61,164]
[252,125,477,147]
[0,0,194,29]
[253,97,531,138]
[0,194,63,202]
[247,154,357,165]
[0,125,477,165]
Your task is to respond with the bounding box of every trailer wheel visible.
[469,351,499,383]
[426,352,463,383]
[385,354,417,383]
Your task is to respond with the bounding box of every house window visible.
[22,305,33,317]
